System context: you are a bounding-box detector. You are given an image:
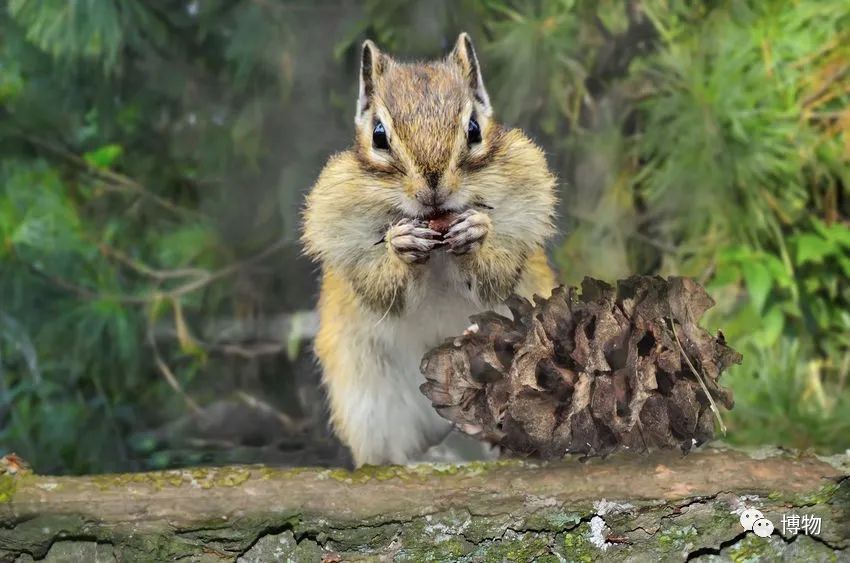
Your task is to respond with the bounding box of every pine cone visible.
[419,276,742,459]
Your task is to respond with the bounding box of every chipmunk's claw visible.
[387,218,443,263]
[445,209,490,255]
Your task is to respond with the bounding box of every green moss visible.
[453,513,515,545]
[726,534,772,562]
[92,471,185,491]
[475,533,550,562]
[0,514,92,559]
[324,459,523,484]
[559,530,594,562]
[656,525,698,549]
[766,482,841,507]
[0,474,17,503]
[795,482,840,506]
[214,468,251,487]
[332,464,406,483]
[322,521,399,551]
[258,466,310,480]
[389,511,474,561]
[119,532,215,561]
[188,468,209,480]
[236,529,328,563]
[90,467,254,492]
[523,508,586,533]
[397,537,470,562]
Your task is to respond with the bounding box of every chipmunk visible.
[302,33,557,466]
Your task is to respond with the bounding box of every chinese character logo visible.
[739,508,823,539]
[782,513,822,536]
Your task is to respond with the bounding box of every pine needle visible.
[669,318,727,435]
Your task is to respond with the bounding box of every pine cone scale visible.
[420,275,743,459]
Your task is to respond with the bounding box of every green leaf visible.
[794,233,834,265]
[825,223,850,248]
[778,299,802,319]
[0,60,25,103]
[0,313,41,382]
[809,298,831,330]
[837,255,850,278]
[759,253,793,289]
[755,306,784,347]
[708,261,740,288]
[83,144,123,169]
[4,161,84,252]
[154,224,216,269]
[7,0,167,72]
[802,275,821,294]
[741,260,772,313]
[718,246,753,263]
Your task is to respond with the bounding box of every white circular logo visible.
[752,517,775,538]
[739,508,764,531]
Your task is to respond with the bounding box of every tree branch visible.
[20,239,290,305]
[0,446,847,560]
[19,134,205,220]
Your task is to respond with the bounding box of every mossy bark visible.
[1,445,848,562]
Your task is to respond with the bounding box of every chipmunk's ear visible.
[450,33,492,116]
[356,40,386,125]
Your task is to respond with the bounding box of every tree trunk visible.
[1,445,847,562]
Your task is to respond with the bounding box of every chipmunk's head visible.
[353,33,499,219]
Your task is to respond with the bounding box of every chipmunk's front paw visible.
[445,209,491,255]
[386,218,443,264]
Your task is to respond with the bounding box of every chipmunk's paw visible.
[386,218,443,264]
[445,209,491,255]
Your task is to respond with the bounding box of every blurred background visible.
[0,0,848,475]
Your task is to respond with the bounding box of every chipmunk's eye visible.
[467,117,482,144]
[372,121,389,150]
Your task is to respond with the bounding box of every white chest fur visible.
[353,252,486,463]
[374,252,481,364]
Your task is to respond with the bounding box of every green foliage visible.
[83,143,123,169]
[707,220,850,352]
[635,2,846,245]
[482,0,583,128]
[7,0,167,71]
[1,0,848,474]
[724,340,850,451]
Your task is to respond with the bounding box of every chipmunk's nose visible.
[415,171,446,207]
[415,189,439,207]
